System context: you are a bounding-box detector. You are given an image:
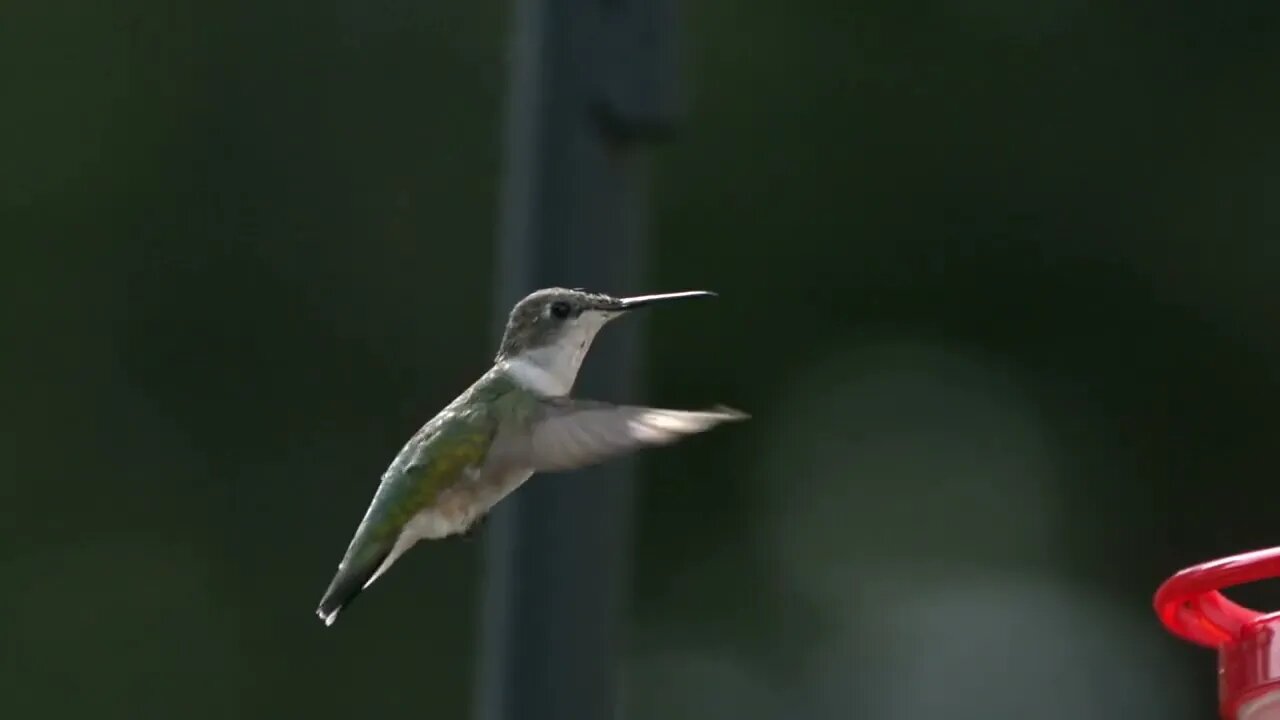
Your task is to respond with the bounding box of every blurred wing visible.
[526,400,748,472]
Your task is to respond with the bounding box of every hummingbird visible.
[315,287,747,626]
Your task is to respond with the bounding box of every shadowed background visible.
[5,1,1280,718]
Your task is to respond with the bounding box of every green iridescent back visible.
[337,369,538,564]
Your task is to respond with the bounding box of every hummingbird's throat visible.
[500,312,610,396]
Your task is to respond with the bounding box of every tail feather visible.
[316,544,392,627]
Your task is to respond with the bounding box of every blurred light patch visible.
[622,646,780,720]
[757,336,1066,610]
[863,571,1197,720]
[743,337,1196,720]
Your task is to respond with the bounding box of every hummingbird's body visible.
[316,288,745,626]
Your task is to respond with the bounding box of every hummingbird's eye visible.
[549,301,572,319]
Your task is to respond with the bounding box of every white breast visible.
[501,356,571,396]
[405,467,535,541]
[499,310,611,396]
[361,466,535,593]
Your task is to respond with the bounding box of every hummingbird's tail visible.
[316,543,393,627]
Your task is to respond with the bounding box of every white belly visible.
[404,467,535,542]
[364,466,536,590]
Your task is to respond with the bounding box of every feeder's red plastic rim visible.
[1155,547,1280,648]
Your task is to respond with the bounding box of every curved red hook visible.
[1154,547,1280,648]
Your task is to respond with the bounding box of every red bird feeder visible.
[1156,548,1280,720]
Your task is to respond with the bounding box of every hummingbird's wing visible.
[523,399,748,472]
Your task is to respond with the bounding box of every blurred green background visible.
[5,0,1280,718]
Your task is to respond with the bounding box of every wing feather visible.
[526,401,747,472]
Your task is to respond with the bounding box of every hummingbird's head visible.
[495,287,716,395]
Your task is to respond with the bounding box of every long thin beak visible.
[611,290,717,311]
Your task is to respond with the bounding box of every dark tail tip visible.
[315,548,390,627]
[316,592,351,627]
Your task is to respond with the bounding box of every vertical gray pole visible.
[474,1,679,720]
